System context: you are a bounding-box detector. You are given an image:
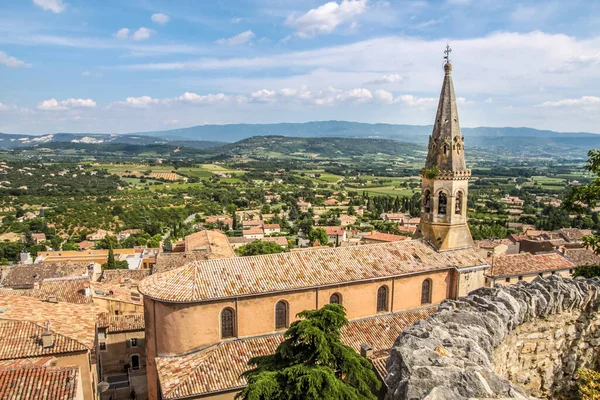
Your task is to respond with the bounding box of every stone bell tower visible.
[413,46,474,251]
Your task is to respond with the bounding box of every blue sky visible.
[1,0,600,134]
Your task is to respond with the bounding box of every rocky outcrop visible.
[385,275,600,399]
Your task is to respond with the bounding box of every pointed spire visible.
[425,45,467,173]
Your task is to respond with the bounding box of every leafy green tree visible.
[237,304,380,400]
[572,265,600,279]
[106,244,116,269]
[577,368,600,400]
[566,149,600,253]
[238,240,284,256]
[308,228,328,246]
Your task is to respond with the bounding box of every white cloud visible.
[37,98,96,111]
[232,17,242,24]
[373,89,394,103]
[286,0,368,38]
[132,27,152,41]
[33,0,66,13]
[108,96,160,109]
[151,13,170,25]
[394,95,437,107]
[251,89,278,103]
[0,51,31,68]
[175,92,235,104]
[535,96,600,108]
[484,97,493,103]
[0,103,18,111]
[114,28,130,40]
[216,30,255,45]
[336,88,373,103]
[366,74,403,85]
[164,119,179,126]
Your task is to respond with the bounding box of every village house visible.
[242,227,264,239]
[97,313,147,399]
[86,229,114,241]
[339,214,357,227]
[0,232,22,242]
[322,226,347,246]
[31,232,46,244]
[263,223,281,235]
[403,217,421,227]
[204,215,234,229]
[0,262,92,290]
[78,240,95,251]
[485,252,575,286]
[381,213,406,223]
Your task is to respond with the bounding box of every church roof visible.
[425,60,467,173]
[155,306,436,399]
[139,240,487,303]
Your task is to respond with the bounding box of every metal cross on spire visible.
[444,44,452,64]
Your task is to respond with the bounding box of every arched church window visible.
[438,192,447,215]
[423,191,431,214]
[376,286,388,312]
[421,279,432,305]
[275,301,289,330]
[329,293,342,305]
[221,308,235,339]
[455,192,463,215]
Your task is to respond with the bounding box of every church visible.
[139,51,489,400]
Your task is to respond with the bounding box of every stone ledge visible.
[385,275,600,400]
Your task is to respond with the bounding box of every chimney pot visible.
[360,343,373,358]
[41,330,55,348]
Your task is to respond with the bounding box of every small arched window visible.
[423,190,431,214]
[443,144,448,155]
[438,192,447,215]
[221,308,235,339]
[275,301,289,330]
[455,192,463,215]
[421,279,432,305]
[329,293,341,305]
[376,286,388,312]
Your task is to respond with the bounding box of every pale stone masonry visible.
[385,275,600,399]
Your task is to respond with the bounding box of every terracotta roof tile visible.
[155,307,436,399]
[100,269,150,284]
[184,230,236,257]
[0,321,87,360]
[97,313,145,333]
[0,277,91,305]
[564,248,600,266]
[0,365,79,400]
[1,263,89,289]
[364,232,409,243]
[0,294,100,350]
[140,240,487,303]
[487,252,574,278]
[559,228,593,242]
[90,282,143,305]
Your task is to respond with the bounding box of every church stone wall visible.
[385,275,600,399]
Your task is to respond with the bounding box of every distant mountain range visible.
[1,121,599,156]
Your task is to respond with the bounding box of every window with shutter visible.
[329,293,341,305]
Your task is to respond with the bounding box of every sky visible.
[1,0,600,135]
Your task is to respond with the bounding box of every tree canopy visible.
[567,149,600,253]
[238,240,284,256]
[237,304,381,400]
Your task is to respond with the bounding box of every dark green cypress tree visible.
[106,244,116,270]
[237,304,381,400]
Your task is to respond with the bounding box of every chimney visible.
[42,321,55,348]
[360,343,373,359]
